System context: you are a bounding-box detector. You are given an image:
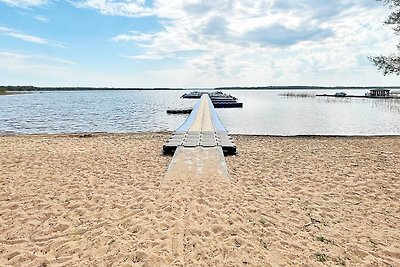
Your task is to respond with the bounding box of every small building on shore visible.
[368,89,391,97]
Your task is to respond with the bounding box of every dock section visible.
[159,94,233,265]
[163,94,236,155]
[181,91,243,108]
[157,147,231,265]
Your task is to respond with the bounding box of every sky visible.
[0,0,400,88]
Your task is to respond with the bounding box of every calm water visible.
[0,90,399,135]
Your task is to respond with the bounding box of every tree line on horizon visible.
[2,85,400,92]
[0,86,184,91]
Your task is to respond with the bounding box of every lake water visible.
[0,90,399,135]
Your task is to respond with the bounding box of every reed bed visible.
[280,92,316,98]
[373,98,400,113]
[390,90,400,96]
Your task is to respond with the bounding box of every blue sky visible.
[0,0,399,87]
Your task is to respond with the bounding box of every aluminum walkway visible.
[159,94,235,263]
[163,94,236,155]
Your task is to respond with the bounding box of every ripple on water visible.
[0,90,399,135]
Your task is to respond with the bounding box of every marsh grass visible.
[335,256,347,266]
[317,97,352,103]
[390,90,400,95]
[280,92,316,98]
[0,88,7,95]
[373,98,400,113]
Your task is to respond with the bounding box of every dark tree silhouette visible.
[370,0,400,75]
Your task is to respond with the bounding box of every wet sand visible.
[0,133,399,266]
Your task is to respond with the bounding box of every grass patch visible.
[335,256,346,266]
[315,252,329,263]
[0,88,7,95]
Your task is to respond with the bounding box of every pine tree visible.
[370,0,400,75]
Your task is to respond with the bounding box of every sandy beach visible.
[0,133,399,266]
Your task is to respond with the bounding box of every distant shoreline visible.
[0,86,185,92]
[1,85,400,92]
[216,86,400,90]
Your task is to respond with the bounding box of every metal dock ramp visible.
[163,94,236,155]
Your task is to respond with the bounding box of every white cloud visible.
[34,15,50,23]
[111,31,153,42]
[0,51,75,64]
[0,50,74,86]
[104,0,399,86]
[3,0,399,86]
[0,26,65,48]
[70,0,152,17]
[8,32,47,44]
[126,54,167,60]
[0,0,48,8]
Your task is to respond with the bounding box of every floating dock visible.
[181,91,243,108]
[166,108,193,114]
[163,94,236,155]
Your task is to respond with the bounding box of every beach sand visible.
[0,133,399,266]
